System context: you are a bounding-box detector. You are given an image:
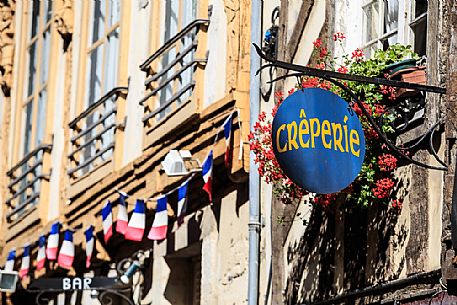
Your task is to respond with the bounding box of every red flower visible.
[274,91,284,102]
[333,32,346,41]
[319,47,328,58]
[391,199,402,209]
[372,178,395,199]
[351,48,364,61]
[377,154,397,172]
[337,66,348,74]
[313,38,323,48]
[313,194,337,206]
[374,104,385,115]
[288,88,295,96]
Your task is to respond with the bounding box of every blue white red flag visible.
[46,222,60,260]
[223,114,233,167]
[177,182,188,226]
[85,225,95,268]
[19,245,30,278]
[148,196,168,240]
[58,230,74,269]
[5,249,15,271]
[125,199,145,241]
[202,150,213,203]
[36,235,46,270]
[102,201,113,243]
[116,191,129,235]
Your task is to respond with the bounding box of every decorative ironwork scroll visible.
[253,43,448,171]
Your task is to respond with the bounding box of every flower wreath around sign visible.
[249,33,419,208]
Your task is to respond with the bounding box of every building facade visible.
[260,0,457,304]
[0,0,260,304]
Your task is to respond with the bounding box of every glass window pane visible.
[109,0,121,26]
[363,2,379,43]
[30,0,40,38]
[23,102,33,155]
[412,19,427,56]
[40,29,51,85]
[87,46,104,105]
[35,90,47,146]
[27,42,37,97]
[44,0,53,23]
[182,0,197,28]
[92,0,106,43]
[164,0,179,40]
[415,0,427,17]
[104,28,119,92]
[384,0,398,34]
[381,33,398,51]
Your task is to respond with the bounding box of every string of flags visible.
[2,110,243,276]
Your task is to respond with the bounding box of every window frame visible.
[361,0,427,57]
[84,0,121,108]
[19,0,53,158]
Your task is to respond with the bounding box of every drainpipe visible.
[248,0,261,305]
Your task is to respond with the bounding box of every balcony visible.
[140,19,209,149]
[6,144,52,223]
[68,87,128,182]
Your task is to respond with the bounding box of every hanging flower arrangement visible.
[250,33,418,208]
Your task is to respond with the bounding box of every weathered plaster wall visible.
[273,0,447,303]
[203,0,227,107]
[149,187,249,305]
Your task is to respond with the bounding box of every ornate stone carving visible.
[0,0,15,97]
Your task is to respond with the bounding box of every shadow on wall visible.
[283,195,407,305]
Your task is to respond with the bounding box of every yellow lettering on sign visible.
[309,118,321,148]
[274,108,363,158]
[276,124,287,153]
[332,122,344,152]
[299,119,310,148]
[343,116,349,153]
[321,120,332,149]
[350,129,360,157]
[287,122,299,150]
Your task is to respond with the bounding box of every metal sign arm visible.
[253,43,448,171]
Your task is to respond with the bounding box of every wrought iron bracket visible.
[253,43,448,171]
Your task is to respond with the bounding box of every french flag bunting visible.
[102,201,113,243]
[46,222,60,260]
[125,199,146,241]
[223,113,233,167]
[148,196,168,240]
[36,235,46,270]
[116,191,129,235]
[202,150,213,203]
[5,249,15,271]
[58,230,74,269]
[177,182,188,226]
[19,245,30,278]
[85,225,95,268]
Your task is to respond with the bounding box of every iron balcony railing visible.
[140,19,209,129]
[68,87,128,180]
[6,144,52,222]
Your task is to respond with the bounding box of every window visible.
[409,0,427,56]
[362,0,427,57]
[362,0,399,57]
[21,0,53,156]
[159,0,197,117]
[80,0,121,174]
[85,0,120,107]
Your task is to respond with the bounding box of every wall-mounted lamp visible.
[0,270,18,293]
[120,261,141,285]
[263,6,280,59]
[161,150,201,176]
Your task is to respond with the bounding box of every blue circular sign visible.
[272,88,366,194]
